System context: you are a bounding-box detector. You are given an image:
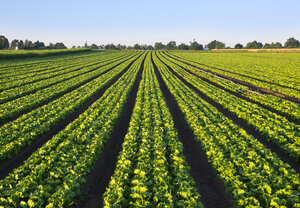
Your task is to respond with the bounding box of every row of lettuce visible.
[163,52,300,122]
[0,50,299,207]
[0,52,127,93]
[0,52,142,162]
[0,53,132,104]
[0,52,135,124]
[152,52,299,207]
[103,53,203,207]
[0,53,147,207]
[157,52,300,160]
[168,52,300,99]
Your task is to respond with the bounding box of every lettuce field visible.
[0,50,299,208]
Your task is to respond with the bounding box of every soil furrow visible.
[157,54,300,173]
[152,53,233,208]
[75,54,146,208]
[0,54,142,180]
[0,54,140,128]
[164,52,300,104]
[160,52,300,125]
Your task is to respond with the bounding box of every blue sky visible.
[2,0,299,47]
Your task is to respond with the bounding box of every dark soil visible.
[0,54,138,128]
[0,53,142,180]
[164,52,300,104]
[160,53,300,125]
[157,54,300,174]
[74,54,146,208]
[152,52,233,208]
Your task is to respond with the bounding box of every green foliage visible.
[177,43,189,50]
[90,44,99,49]
[263,42,282,49]
[103,53,202,207]
[190,40,204,50]
[234,43,243,49]
[245,40,263,49]
[0,52,139,161]
[153,52,300,207]
[284,37,300,48]
[0,48,91,60]
[0,52,146,208]
[154,42,166,50]
[0,35,9,49]
[166,41,177,50]
[160,52,300,160]
[206,40,225,50]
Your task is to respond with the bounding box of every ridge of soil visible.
[0,54,139,128]
[0,54,142,180]
[74,53,146,208]
[152,52,233,208]
[157,54,300,173]
[164,52,300,104]
[160,52,300,125]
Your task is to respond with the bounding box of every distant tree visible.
[84,41,88,48]
[140,45,148,50]
[77,46,81,48]
[206,40,225,50]
[154,42,165,50]
[190,40,203,50]
[10,39,19,49]
[133,44,141,50]
[263,43,271,49]
[166,41,177,50]
[147,45,154,50]
[245,41,263,49]
[127,46,133,50]
[234,43,243,49]
[177,43,189,50]
[263,42,282,49]
[54,42,67,49]
[271,42,283,48]
[284,37,300,48]
[19,40,24,49]
[99,44,105,50]
[72,45,76,48]
[0,35,9,49]
[116,44,126,50]
[90,44,99,49]
[104,44,117,50]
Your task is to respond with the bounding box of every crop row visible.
[161,52,300,121]
[0,52,146,208]
[158,52,300,160]
[153,52,300,207]
[0,53,141,162]
[0,52,139,125]
[0,52,133,104]
[103,53,202,207]
[0,51,100,75]
[0,51,127,89]
[168,52,300,99]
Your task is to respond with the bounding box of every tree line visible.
[74,37,300,50]
[1,35,299,50]
[0,35,67,50]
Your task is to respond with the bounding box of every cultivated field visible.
[0,51,299,208]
